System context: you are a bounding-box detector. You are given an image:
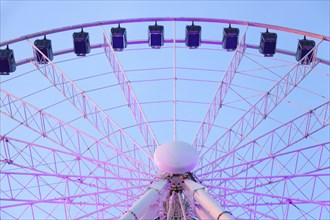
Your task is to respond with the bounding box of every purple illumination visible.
[0,17,329,220]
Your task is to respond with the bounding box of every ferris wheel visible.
[0,17,329,219]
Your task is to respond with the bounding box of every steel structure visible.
[0,18,329,219]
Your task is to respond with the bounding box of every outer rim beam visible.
[1,17,329,47]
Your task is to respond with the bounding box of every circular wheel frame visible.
[0,17,329,219]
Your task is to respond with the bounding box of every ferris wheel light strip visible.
[102,26,159,153]
[192,25,248,151]
[197,40,322,167]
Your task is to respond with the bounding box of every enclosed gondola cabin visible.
[0,46,16,75]
[148,24,164,48]
[259,30,277,57]
[185,23,201,48]
[296,37,315,64]
[34,36,53,64]
[222,25,239,51]
[111,25,127,51]
[73,30,91,56]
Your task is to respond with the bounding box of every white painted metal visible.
[120,180,168,219]
[195,204,213,219]
[154,141,199,174]
[177,192,188,220]
[166,193,175,220]
[184,179,234,220]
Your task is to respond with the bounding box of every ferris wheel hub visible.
[154,141,199,174]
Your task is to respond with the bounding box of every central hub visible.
[153,141,199,174]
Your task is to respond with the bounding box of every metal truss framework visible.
[0,90,157,178]
[28,40,155,164]
[0,18,329,219]
[193,26,248,150]
[102,28,159,153]
[196,101,330,177]
[197,40,322,170]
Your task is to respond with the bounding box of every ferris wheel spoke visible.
[197,45,322,172]
[0,137,151,187]
[27,40,155,166]
[0,90,158,177]
[0,173,129,206]
[0,191,142,220]
[173,20,177,141]
[197,89,328,178]
[102,27,159,153]
[210,192,278,219]
[199,40,322,164]
[192,26,248,150]
[0,171,149,199]
[200,143,329,203]
[206,185,329,219]
[0,17,329,220]
[199,142,329,180]
[0,181,147,209]
[206,171,329,203]
[74,192,143,219]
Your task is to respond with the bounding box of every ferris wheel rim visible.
[1,16,329,220]
[1,17,329,47]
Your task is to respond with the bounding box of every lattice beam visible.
[193,26,248,150]
[196,101,329,177]
[0,90,157,177]
[28,40,154,164]
[198,42,322,170]
[103,29,159,153]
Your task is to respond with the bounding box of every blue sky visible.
[0,1,329,219]
[1,0,329,42]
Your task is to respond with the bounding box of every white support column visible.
[177,192,188,220]
[120,180,167,220]
[195,204,213,219]
[183,179,234,220]
[166,193,175,220]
